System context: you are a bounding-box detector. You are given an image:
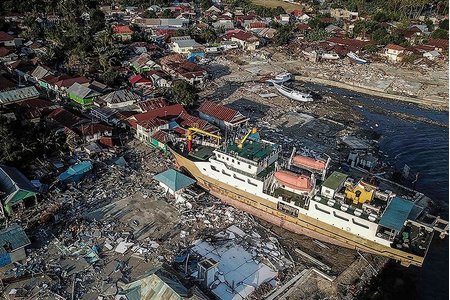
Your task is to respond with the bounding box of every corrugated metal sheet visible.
[379,197,414,232]
[0,86,39,104]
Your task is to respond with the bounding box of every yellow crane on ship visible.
[238,128,257,149]
[186,127,221,151]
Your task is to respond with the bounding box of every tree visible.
[200,0,213,11]
[89,9,106,33]
[431,28,449,40]
[172,81,198,106]
[161,9,173,18]
[274,24,294,46]
[439,19,449,30]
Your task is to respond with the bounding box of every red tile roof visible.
[385,44,405,51]
[48,107,85,129]
[227,30,255,42]
[78,123,113,136]
[127,104,186,129]
[427,39,449,50]
[137,118,168,130]
[129,74,152,85]
[0,74,15,91]
[249,22,266,29]
[198,101,248,124]
[138,97,168,112]
[55,76,89,88]
[0,47,11,57]
[151,130,169,143]
[0,31,14,42]
[291,9,304,17]
[113,25,133,34]
[327,37,372,52]
[178,111,211,131]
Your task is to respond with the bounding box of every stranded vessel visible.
[169,128,448,267]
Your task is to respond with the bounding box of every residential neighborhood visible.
[0,0,448,299]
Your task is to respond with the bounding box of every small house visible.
[153,169,196,197]
[0,31,15,47]
[67,82,102,106]
[58,161,93,183]
[198,101,249,130]
[226,30,260,51]
[0,165,39,215]
[0,224,31,267]
[170,36,203,54]
[112,25,134,41]
[384,44,406,63]
[423,50,441,61]
[96,89,140,108]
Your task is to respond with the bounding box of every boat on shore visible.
[266,72,292,85]
[168,126,448,267]
[273,83,313,102]
[347,52,368,64]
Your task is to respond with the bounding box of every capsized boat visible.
[266,72,292,85]
[273,83,313,102]
[347,52,368,64]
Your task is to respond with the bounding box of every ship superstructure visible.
[169,128,448,267]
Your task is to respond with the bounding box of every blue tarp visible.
[153,169,196,192]
[58,161,93,183]
[379,197,414,232]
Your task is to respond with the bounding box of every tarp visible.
[379,197,414,232]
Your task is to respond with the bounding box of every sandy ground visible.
[205,48,449,110]
[250,0,302,12]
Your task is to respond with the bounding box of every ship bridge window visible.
[315,204,331,214]
[333,212,349,222]
[352,219,369,229]
[233,174,245,182]
[248,179,257,186]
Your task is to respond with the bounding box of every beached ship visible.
[169,128,448,267]
[266,72,292,85]
[273,83,313,102]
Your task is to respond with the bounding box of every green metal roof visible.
[224,139,275,163]
[153,169,196,192]
[379,197,414,232]
[322,171,347,190]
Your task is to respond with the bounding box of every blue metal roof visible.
[153,169,196,192]
[58,161,93,183]
[0,224,30,255]
[379,197,414,232]
[0,165,38,195]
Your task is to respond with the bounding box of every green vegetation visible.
[431,28,449,40]
[0,117,66,168]
[171,81,198,106]
[274,24,295,46]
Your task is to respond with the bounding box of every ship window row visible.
[315,204,330,215]
[333,212,349,222]
[248,179,257,186]
[233,174,245,182]
[352,219,369,229]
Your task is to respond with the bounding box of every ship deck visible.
[273,188,307,208]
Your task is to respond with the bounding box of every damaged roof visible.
[198,101,249,124]
[0,224,31,254]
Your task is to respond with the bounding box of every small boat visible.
[347,52,367,64]
[266,72,292,84]
[273,83,313,102]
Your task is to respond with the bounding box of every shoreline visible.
[294,75,449,111]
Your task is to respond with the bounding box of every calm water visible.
[303,83,449,299]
